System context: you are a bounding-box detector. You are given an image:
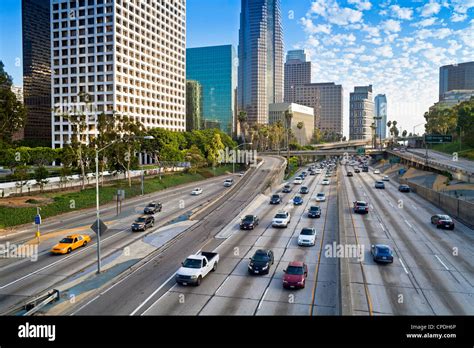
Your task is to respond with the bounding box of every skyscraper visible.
[350,85,374,141]
[186,81,203,132]
[22,0,51,144]
[284,50,311,104]
[186,45,237,135]
[238,0,284,125]
[374,94,387,140]
[51,0,186,148]
[294,83,343,141]
[439,61,474,100]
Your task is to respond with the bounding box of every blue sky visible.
[1,0,473,135]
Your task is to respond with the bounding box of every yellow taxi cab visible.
[51,234,91,254]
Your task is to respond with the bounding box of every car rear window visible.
[301,228,315,235]
[286,266,304,275]
[275,213,287,219]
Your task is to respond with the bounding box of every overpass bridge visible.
[262,148,384,157]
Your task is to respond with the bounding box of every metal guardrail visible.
[3,289,60,316]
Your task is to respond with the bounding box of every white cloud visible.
[365,37,383,45]
[447,40,462,55]
[382,19,401,33]
[300,18,332,34]
[360,55,377,62]
[348,0,372,11]
[414,17,437,27]
[375,45,394,58]
[390,5,413,20]
[323,33,357,46]
[362,24,380,37]
[451,13,467,22]
[420,1,441,17]
[308,0,364,26]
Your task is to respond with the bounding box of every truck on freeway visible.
[175,251,219,286]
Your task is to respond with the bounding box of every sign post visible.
[34,207,41,244]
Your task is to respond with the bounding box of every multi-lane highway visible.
[1,154,472,316]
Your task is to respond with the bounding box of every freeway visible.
[407,148,474,174]
[0,173,240,314]
[141,163,338,315]
[341,163,474,315]
[65,156,286,315]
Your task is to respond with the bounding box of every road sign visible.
[390,157,401,164]
[34,215,41,225]
[425,134,453,144]
[357,147,366,155]
[117,189,125,201]
[91,219,108,236]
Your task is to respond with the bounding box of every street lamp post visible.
[94,135,153,274]
[233,142,252,175]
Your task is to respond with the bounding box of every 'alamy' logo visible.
[18,322,56,341]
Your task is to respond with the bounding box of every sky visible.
[1,0,473,137]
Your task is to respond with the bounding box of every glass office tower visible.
[186,45,237,135]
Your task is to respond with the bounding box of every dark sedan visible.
[240,215,259,230]
[371,244,394,263]
[300,186,309,194]
[293,195,304,205]
[282,185,292,193]
[144,202,162,214]
[248,249,274,275]
[270,194,282,204]
[431,214,455,230]
[132,215,154,232]
[347,171,353,177]
[354,168,361,173]
[398,184,411,193]
[308,206,321,218]
[375,181,385,189]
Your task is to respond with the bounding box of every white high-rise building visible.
[349,85,374,141]
[51,0,186,148]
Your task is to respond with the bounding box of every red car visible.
[283,261,308,289]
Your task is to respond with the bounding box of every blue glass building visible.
[186,45,237,135]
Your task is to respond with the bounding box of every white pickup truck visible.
[175,251,219,286]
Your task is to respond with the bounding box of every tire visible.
[436,225,440,229]
[196,276,202,286]
[67,248,72,254]
[212,262,217,272]
[83,241,87,247]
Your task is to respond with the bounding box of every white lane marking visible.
[404,220,413,229]
[130,271,177,316]
[69,294,101,316]
[379,223,385,231]
[363,192,367,197]
[412,205,418,210]
[215,276,229,294]
[0,229,128,290]
[399,258,409,275]
[434,255,450,271]
[258,288,269,310]
[388,201,394,208]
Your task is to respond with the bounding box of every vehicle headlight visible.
[249,263,254,268]
[190,275,198,279]
[262,265,268,270]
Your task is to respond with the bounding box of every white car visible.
[322,179,330,185]
[191,188,203,195]
[315,193,326,202]
[224,178,234,187]
[298,227,317,246]
[382,175,389,181]
[374,169,381,174]
[272,211,291,228]
[293,177,303,185]
[315,169,322,174]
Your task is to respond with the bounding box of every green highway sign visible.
[424,134,453,144]
[390,157,401,164]
[357,147,366,155]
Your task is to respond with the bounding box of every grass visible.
[0,164,241,229]
[430,140,474,160]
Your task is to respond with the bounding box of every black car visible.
[353,201,369,214]
[309,170,316,176]
[354,168,361,173]
[398,184,411,193]
[301,171,307,178]
[144,202,162,214]
[375,181,385,189]
[347,172,353,177]
[132,215,154,231]
[371,244,394,263]
[282,185,292,193]
[270,194,282,204]
[248,249,274,275]
[240,215,260,230]
[308,206,321,218]
[431,214,455,230]
[362,166,369,172]
[300,186,309,194]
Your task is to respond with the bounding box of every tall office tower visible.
[439,61,474,100]
[294,83,343,141]
[22,0,51,143]
[51,0,186,148]
[284,50,311,103]
[238,0,284,125]
[186,81,202,132]
[349,85,374,141]
[374,94,387,140]
[186,45,237,135]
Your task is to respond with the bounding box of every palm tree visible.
[238,110,248,144]
[296,121,304,145]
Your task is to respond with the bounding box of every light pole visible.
[233,142,252,175]
[95,135,153,274]
[456,125,463,152]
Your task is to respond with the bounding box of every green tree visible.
[0,61,27,143]
[12,164,30,194]
[238,111,248,143]
[34,166,49,192]
[205,133,225,168]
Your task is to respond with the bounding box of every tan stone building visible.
[269,103,314,146]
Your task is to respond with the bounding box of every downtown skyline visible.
[1,0,473,137]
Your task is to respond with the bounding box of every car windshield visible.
[286,266,304,275]
[301,228,315,236]
[182,258,202,268]
[310,207,319,212]
[272,195,280,199]
[317,193,324,197]
[252,252,269,262]
[356,202,367,206]
[147,203,156,207]
[439,215,452,221]
[243,216,254,222]
[275,213,287,219]
[59,238,74,244]
[135,217,147,223]
[376,247,391,255]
